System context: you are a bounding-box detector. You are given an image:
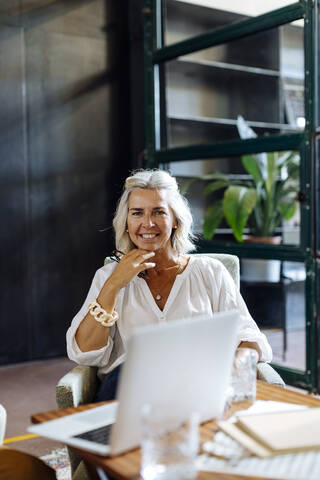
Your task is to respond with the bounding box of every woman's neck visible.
[152,248,180,271]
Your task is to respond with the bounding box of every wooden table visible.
[32,382,320,480]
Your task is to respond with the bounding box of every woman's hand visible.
[106,249,156,291]
[238,341,261,361]
[76,249,155,352]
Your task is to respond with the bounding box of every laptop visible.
[28,310,240,456]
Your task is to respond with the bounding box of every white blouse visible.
[67,256,272,378]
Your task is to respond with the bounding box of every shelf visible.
[166,60,281,125]
[168,57,281,80]
[175,57,305,83]
[161,0,303,248]
[169,114,300,132]
[167,115,301,149]
[175,57,280,77]
[167,0,304,27]
[165,0,245,35]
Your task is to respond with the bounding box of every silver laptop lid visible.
[28,310,240,456]
[110,310,240,455]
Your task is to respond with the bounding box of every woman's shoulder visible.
[100,259,117,272]
[189,254,225,271]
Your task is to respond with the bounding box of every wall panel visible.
[0,0,136,363]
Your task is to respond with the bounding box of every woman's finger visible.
[132,250,155,260]
[141,262,156,271]
[138,253,155,264]
[127,251,155,266]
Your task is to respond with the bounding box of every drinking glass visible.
[231,348,259,402]
[140,405,199,480]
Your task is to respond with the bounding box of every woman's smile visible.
[127,189,176,253]
[139,233,159,239]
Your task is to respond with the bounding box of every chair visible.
[56,253,285,478]
[0,447,57,480]
[0,404,56,480]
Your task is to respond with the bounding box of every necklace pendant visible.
[155,294,161,301]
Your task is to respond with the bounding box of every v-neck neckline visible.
[138,256,192,314]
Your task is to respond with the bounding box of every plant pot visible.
[242,235,281,245]
[241,235,281,283]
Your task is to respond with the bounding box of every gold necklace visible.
[146,261,183,303]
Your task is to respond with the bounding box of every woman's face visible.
[127,188,177,253]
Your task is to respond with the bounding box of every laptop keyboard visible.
[73,424,112,445]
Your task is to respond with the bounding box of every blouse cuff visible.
[236,329,272,363]
[69,335,114,366]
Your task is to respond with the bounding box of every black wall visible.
[0,0,143,364]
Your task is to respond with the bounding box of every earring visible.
[126,229,129,232]
[173,226,177,229]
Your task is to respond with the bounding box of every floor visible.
[264,328,305,370]
[0,356,75,457]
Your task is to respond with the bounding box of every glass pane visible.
[163,22,304,148]
[240,260,306,371]
[172,151,300,245]
[164,0,301,46]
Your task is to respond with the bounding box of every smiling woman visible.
[127,189,177,253]
[66,169,272,402]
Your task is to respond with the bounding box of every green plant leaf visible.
[278,184,299,199]
[242,154,263,186]
[237,116,268,181]
[203,201,224,240]
[287,160,300,179]
[195,172,229,182]
[277,150,294,167]
[266,152,277,195]
[234,117,300,237]
[278,151,299,169]
[278,201,297,220]
[180,178,196,195]
[204,180,228,195]
[223,186,257,242]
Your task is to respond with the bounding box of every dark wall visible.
[0,0,143,364]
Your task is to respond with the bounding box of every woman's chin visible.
[132,240,158,251]
[140,243,158,251]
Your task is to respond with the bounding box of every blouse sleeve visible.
[66,265,125,373]
[209,259,273,363]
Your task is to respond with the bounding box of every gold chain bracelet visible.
[88,300,119,327]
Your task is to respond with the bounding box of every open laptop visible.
[28,310,240,456]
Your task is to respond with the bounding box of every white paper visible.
[198,400,316,480]
[197,450,320,480]
[235,400,307,417]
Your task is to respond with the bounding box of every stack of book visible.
[218,407,320,457]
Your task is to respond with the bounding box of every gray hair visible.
[113,169,196,254]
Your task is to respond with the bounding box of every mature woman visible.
[67,169,272,401]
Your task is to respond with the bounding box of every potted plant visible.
[184,116,300,280]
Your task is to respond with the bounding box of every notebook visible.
[219,407,320,457]
[29,310,240,456]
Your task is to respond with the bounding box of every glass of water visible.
[231,347,259,403]
[140,405,199,480]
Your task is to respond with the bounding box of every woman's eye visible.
[155,210,166,215]
[132,211,142,216]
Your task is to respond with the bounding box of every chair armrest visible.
[257,362,285,387]
[56,365,98,408]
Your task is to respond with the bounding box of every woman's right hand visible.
[76,249,155,352]
[106,249,156,292]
